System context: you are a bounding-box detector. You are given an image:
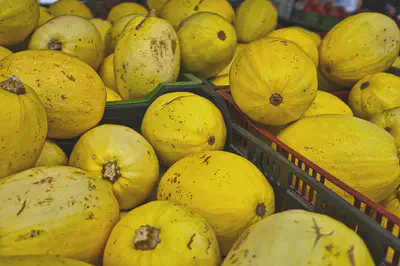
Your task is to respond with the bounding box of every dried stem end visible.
[48,39,62,51]
[255,202,266,217]
[102,161,121,183]
[134,225,161,250]
[270,93,283,106]
[0,75,26,94]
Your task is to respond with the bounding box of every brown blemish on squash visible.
[348,246,355,266]
[17,230,45,241]
[385,127,392,133]
[102,161,121,183]
[48,39,62,51]
[270,93,283,106]
[208,136,215,145]
[255,203,266,217]
[134,225,161,250]
[171,39,177,54]
[232,230,250,251]
[0,76,26,94]
[311,218,334,247]
[86,212,95,220]
[360,82,370,90]
[218,31,226,41]
[281,40,288,46]
[17,200,27,215]
[194,0,204,10]
[201,155,212,165]
[187,234,196,249]
[33,176,55,185]
[325,67,331,74]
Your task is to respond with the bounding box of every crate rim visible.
[218,88,400,227]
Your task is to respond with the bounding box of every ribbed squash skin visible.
[0,50,106,139]
[49,0,93,19]
[104,201,221,266]
[35,139,68,167]
[0,0,39,46]
[178,12,237,78]
[319,12,400,87]
[0,255,92,266]
[28,15,105,70]
[348,72,400,120]
[104,14,139,55]
[302,90,353,117]
[157,151,275,256]
[222,210,375,266]
[0,166,120,265]
[0,76,48,179]
[276,115,400,203]
[370,107,400,151]
[106,2,147,24]
[234,0,277,43]
[230,37,318,126]
[115,12,180,100]
[161,0,234,29]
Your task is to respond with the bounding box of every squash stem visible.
[48,39,62,51]
[0,75,26,94]
[255,202,266,217]
[134,225,161,250]
[102,161,121,183]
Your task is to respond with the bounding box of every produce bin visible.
[216,87,400,266]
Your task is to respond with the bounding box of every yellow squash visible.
[211,75,229,86]
[0,255,92,266]
[104,201,220,266]
[0,75,48,179]
[0,0,39,46]
[35,139,68,167]
[28,15,105,70]
[161,0,234,29]
[115,11,180,100]
[348,72,400,120]
[302,90,353,118]
[89,18,112,42]
[380,190,400,263]
[290,26,322,46]
[104,14,140,55]
[0,50,106,139]
[276,115,400,203]
[99,53,117,91]
[178,12,237,78]
[69,124,159,210]
[230,37,318,126]
[234,0,277,43]
[0,46,12,60]
[146,165,168,203]
[37,6,54,28]
[157,151,275,256]
[370,107,400,150]
[106,2,148,24]
[319,12,400,87]
[49,0,93,19]
[0,166,120,265]
[222,209,374,266]
[393,56,400,69]
[141,92,227,166]
[267,27,319,67]
[217,43,247,76]
[147,0,169,14]
[106,87,122,101]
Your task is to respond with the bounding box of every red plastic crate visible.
[217,88,400,265]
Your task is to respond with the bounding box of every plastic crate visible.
[53,78,232,157]
[217,88,400,266]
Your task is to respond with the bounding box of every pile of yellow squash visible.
[0,0,399,265]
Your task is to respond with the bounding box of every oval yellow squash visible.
[319,12,400,87]
[99,53,117,91]
[267,27,319,67]
[161,0,234,29]
[89,18,112,42]
[106,87,122,101]
[290,26,322,46]
[0,0,39,46]
[104,14,140,55]
[37,6,54,28]
[222,209,374,266]
[230,37,318,126]
[157,151,275,256]
[276,115,400,203]
[49,0,93,19]
[211,75,230,86]
[35,139,68,167]
[69,124,159,210]
[178,12,237,78]
[141,92,227,166]
[28,15,105,70]
[0,46,12,60]
[234,0,277,43]
[216,43,247,76]
[0,166,120,265]
[147,0,169,14]
[0,255,92,266]
[348,72,400,120]
[106,2,148,25]
[115,11,180,100]
[0,75,48,179]
[302,90,353,118]
[0,50,106,139]
[104,200,221,266]
[370,107,400,150]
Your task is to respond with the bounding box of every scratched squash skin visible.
[115,11,180,100]
[0,255,92,266]
[0,166,119,265]
[222,210,375,266]
[104,201,221,266]
[0,50,106,139]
